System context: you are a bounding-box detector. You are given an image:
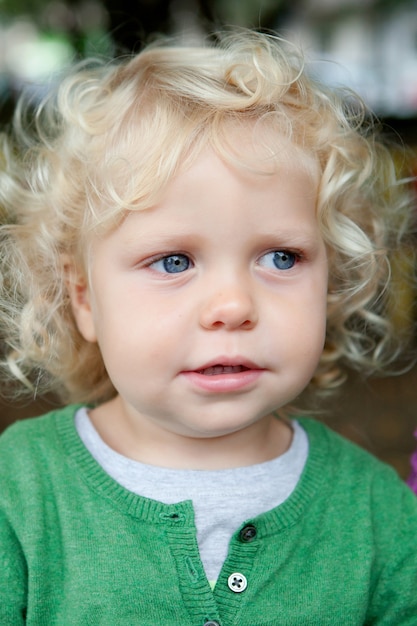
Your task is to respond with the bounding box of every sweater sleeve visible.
[0,508,27,624]
[367,467,417,625]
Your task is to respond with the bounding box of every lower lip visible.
[181,369,264,393]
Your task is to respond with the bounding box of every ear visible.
[64,259,98,343]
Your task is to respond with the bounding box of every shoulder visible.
[0,404,81,450]
[299,416,401,477]
[0,404,83,486]
[298,416,417,521]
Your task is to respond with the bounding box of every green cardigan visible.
[0,404,417,625]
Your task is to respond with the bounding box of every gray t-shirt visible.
[75,408,308,582]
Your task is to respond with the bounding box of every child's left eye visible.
[258,250,298,270]
[149,254,191,274]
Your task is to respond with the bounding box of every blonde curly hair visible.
[0,29,415,406]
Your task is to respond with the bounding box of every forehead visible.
[190,117,319,181]
[110,146,321,252]
[167,126,320,217]
[172,141,317,201]
[84,118,320,250]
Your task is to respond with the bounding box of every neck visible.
[88,397,293,470]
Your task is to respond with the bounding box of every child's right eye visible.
[149,254,191,274]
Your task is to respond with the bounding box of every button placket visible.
[214,526,258,622]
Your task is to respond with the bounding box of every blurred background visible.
[0,0,416,479]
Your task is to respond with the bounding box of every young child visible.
[0,29,416,625]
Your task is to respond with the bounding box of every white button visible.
[227,572,248,593]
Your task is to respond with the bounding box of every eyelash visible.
[147,249,301,274]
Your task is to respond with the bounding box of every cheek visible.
[93,300,184,368]
[307,288,328,351]
[281,279,328,360]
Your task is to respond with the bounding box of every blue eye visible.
[151,254,191,274]
[259,250,297,270]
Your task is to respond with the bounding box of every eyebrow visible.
[120,228,322,253]
[121,231,205,250]
[117,211,322,252]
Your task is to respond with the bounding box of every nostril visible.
[241,319,254,328]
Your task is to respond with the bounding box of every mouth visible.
[183,359,264,393]
[182,358,264,392]
[197,364,251,376]
[190,357,262,376]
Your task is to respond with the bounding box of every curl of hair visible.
[0,29,415,406]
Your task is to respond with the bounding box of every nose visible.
[199,286,258,331]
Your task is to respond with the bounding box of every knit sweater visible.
[0,405,417,625]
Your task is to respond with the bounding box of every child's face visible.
[72,143,328,444]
